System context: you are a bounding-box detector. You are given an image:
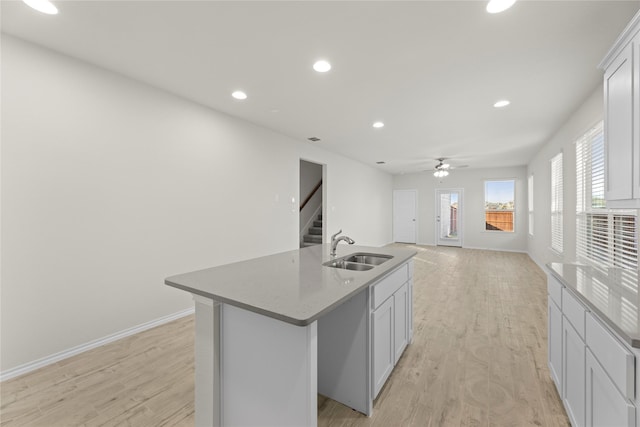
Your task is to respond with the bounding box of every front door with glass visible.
[436,189,462,247]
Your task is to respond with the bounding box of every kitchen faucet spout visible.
[330,229,355,257]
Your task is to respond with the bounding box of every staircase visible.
[302,214,323,247]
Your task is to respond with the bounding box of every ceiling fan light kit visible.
[433,158,451,178]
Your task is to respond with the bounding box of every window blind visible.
[551,153,563,253]
[576,121,638,270]
[528,174,534,236]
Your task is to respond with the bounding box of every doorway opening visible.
[435,189,463,247]
[300,160,325,248]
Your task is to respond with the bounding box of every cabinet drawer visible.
[372,264,408,309]
[562,288,587,340]
[586,313,635,400]
[548,274,563,308]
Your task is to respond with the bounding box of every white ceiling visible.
[2,0,639,174]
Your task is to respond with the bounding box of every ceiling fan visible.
[430,158,468,178]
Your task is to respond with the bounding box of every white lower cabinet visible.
[372,297,394,397]
[563,319,586,427]
[548,274,638,427]
[371,264,413,399]
[586,349,636,427]
[548,296,563,391]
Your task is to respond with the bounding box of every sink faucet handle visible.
[331,229,342,242]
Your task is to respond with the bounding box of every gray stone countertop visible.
[165,244,417,326]
[547,262,640,348]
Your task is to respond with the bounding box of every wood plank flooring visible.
[1,245,570,426]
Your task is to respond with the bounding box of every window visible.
[550,153,563,253]
[528,174,534,236]
[576,121,638,270]
[484,180,515,232]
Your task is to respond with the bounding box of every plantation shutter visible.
[575,121,638,270]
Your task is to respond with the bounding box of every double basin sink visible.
[323,253,393,271]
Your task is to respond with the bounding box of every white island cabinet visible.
[600,11,640,208]
[370,262,412,398]
[166,244,416,427]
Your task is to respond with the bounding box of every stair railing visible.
[300,180,322,212]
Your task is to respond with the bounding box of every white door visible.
[393,190,417,243]
[435,189,462,247]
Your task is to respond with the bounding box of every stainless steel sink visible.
[323,260,374,271]
[342,253,393,265]
[322,252,393,271]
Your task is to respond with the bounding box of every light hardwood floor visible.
[1,245,570,426]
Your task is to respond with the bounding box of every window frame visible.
[528,174,534,236]
[483,179,516,233]
[550,152,563,254]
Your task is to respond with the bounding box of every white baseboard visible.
[462,245,528,254]
[0,307,195,382]
[526,251,548,273]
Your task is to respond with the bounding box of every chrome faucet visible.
[330,229,355,257]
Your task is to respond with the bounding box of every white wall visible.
[0,36,393,372]
[393,166,528,252]
[300,143,393,246]
[526,85,604,268]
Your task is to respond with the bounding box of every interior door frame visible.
[299,158,327,247]
[393,189,418,244]
[435,188,463,247]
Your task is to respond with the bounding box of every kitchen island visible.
[165,243,416,427]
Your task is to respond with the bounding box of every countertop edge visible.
[166,247,417,327]
[545,263,640,349]
[164,279,310,326]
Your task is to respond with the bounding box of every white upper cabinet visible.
[600,12,640,208]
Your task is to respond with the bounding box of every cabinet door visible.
[563,318,586,427]
[393,282,408,364]
[548,296,563,392]
[372,297,394,399]
[586,350,636,427]
[604,43,635,201]
[408,279,414,343]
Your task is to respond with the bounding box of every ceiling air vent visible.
[307,137,321,142]
[376,161,386,164]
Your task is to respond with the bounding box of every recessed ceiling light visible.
[313,60,331,73]
[494,100,510,108]
[22,0,58,14]
[231,91,247,100]
[372,122,385,128]
[486,0,516,14]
